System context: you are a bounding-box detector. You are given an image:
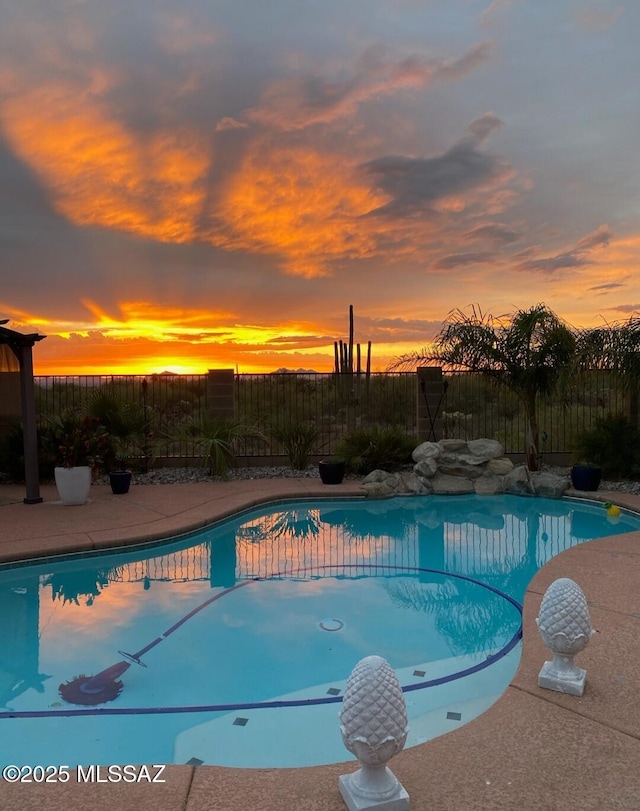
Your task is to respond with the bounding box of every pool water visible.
[0,494,637,768]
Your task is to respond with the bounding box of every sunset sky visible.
[1,1,639,374]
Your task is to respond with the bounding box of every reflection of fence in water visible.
[444,513,571,576]
[106,523,423,585]
[235,519,421,580]
[108,543,212,583]
[105,511,574,586]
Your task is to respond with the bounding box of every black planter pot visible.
[109,470,132,495]
[570,464,602,492]
[319,460,346,485]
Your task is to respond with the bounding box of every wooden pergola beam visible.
[0,323,46,504]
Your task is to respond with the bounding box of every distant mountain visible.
[272,367,317,374]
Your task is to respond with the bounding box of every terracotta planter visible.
[570,464,602,492]
[109,470,132,495]
[54,466,92,505]
[319,460,346,485]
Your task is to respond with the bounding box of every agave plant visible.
[335,425,415,475]
[176,413,264,477]
[270,421,318,470]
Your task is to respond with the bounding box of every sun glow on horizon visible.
[6,292,631,377]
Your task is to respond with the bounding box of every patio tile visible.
[0,765,193,811]
[514,600,640,739]
[0,532,94,564]
[1,480,639,811]
[525,540,640,616]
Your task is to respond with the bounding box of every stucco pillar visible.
[206,369,235,418]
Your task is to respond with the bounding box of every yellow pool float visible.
[604,502,621,517]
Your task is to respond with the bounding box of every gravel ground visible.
[541,465,640,496]
[92,462,640,495]
[94,465,338,486]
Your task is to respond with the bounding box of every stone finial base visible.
[538,660,587,696]
[339,772,409,811]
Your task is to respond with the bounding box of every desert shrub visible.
[575,413,640,479]
[85,386,153,470]
[335,425,416,475]
[0,420,26,482]
[173,414,264,476]
[271,421,318,470]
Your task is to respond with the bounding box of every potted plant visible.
[44,413,110,505]
[85,387,153,495]
[570,462,602,492]
[108,444,134,495]
[318,458,346,485]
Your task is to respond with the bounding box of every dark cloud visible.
[360,113,508,217]
[352,315,443,342]
[434,251,496,270]
[515,224,613,274]
[163,331,234,341]
[516,253,592,273]
[246,42,493,130]
[572,4,624,31]
[589,281,625,292]
[0,132,62,237]
[264,334,333,347]
[480,0,514,28]
[609,303,640,313]
[464,222,520,245]
[575,224,613,251]
[359,316,441,330]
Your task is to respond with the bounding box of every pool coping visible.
[1,480,639,810]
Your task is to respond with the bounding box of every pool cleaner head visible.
[59,660,130,706]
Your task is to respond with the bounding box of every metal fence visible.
[438,369,628,457]
[235,372,416,457]
[31,369,632,462]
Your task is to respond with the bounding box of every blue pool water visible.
[0,493,637,769]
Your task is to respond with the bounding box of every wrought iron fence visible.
[439,370,628,457]
[34,374,207,459]
[235,372,416,457]
[31,369,632,463]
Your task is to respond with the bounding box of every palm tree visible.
[576,313,640,378]
[392,304,577,470]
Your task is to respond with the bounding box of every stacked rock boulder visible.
[361,438,569,499]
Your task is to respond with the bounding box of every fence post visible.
[624,381,639,429]
[416,367,445,442]
[206,369,235,418]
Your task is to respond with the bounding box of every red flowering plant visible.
[44,413,111,471]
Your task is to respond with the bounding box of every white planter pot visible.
[54,466,92,505]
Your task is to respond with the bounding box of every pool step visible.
[173,645,521,769]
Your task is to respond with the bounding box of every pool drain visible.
[319,618,344,632]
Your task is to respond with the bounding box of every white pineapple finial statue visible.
[339,655,410,811]
[536,577,595,696]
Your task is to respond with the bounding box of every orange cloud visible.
[2,81,211,243]
[210,143,390,277]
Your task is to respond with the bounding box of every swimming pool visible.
[0,493,636,769]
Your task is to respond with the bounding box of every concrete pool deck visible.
[0,478,639,810]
